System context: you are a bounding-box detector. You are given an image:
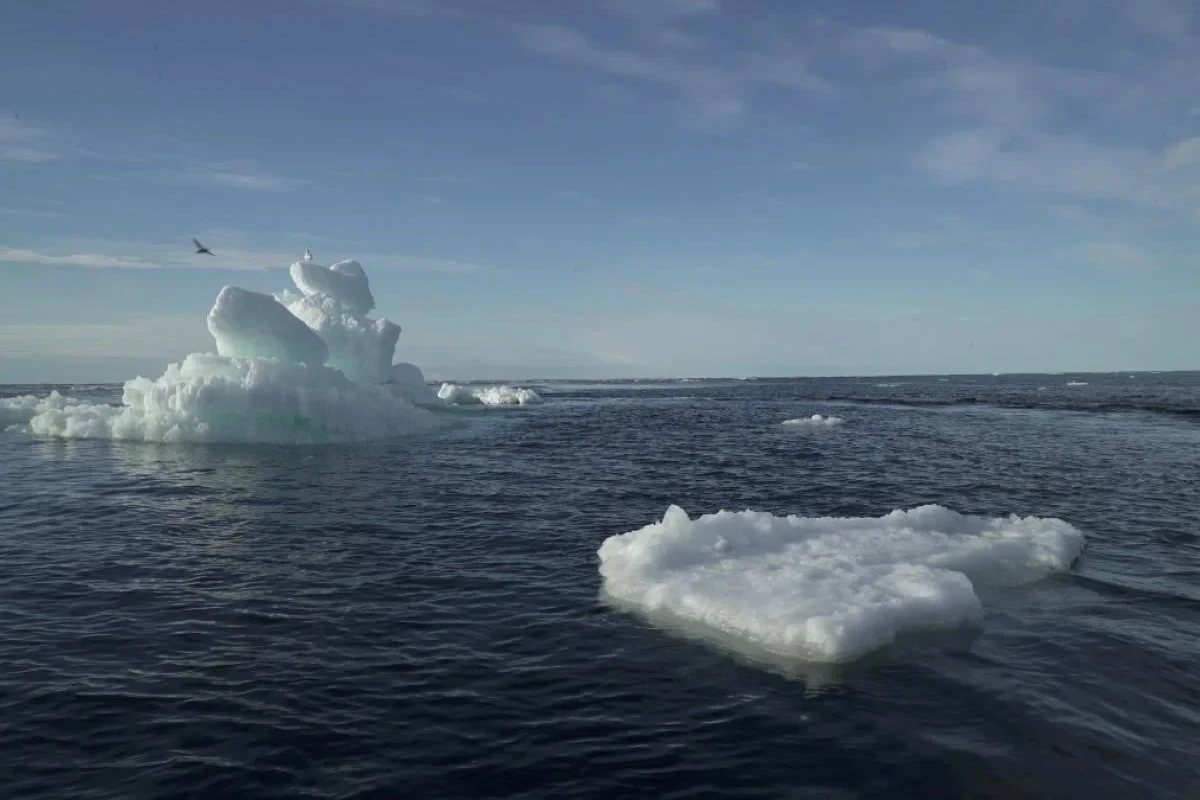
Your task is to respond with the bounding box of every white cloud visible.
[1,147,60,164]
[0,314,210,360]
[843,21,1200,221]
[846,26,1114,131]
[656,28,705,50]
[1049,204,1096,224]
[513,18,832,124]
[517,23,745,120]
[604,0,721,19]
[1079,241,1155,273]
[0,114,305,192]
[1121,0,1196,47]
[0,247,155,270]
[921,128,1157,204]
[0,239,485,274]
[891,232,947,250]
[0,240,308,272]
[1163,137,1200,171]
[172,168,302,192]
[0,207,61,218]
[919,126,1012,183]
[386,255,481,273]
[0,117,60,163]
[424,172,481,185]
[304,0,468,19]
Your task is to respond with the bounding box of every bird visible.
[193,238,214,255]
[303,248,313,262]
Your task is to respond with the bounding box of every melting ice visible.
[598,504,1085,664]
[2,256,539,443]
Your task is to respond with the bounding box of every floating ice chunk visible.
[0,391,76,431]
[279,291,399,384]
[783,414,844,427]
[472,385,543,406]
[13,255,484,445]
[436,383,481,405]
[207,286,329,367]
[289,259,375,315]
[598,504,1085,664]
[437,382,543,406]
[25,353,442,444]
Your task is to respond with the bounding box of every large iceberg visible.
[5,256,468,443]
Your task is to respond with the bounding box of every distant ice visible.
[598,504,1085,664]
[782,414,844,427]
[438,382,543,406]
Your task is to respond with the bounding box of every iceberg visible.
[9,256,455,443]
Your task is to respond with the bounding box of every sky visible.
[1,0,1198,382]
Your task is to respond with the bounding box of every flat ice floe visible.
[782,414,844,427]
[598,504,1085,664]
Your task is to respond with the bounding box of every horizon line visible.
[1,367,1193,387]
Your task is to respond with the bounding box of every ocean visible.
[2,372,1198,799]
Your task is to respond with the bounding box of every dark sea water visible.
[2,372,1199,799]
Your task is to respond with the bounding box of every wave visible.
[818,395,1200,421]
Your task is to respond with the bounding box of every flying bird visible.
[193,238,214,256]
[303,248,313,262]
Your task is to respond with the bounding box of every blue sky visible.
[2,0,1198,381]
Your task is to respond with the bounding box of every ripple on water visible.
[1,377,1199,798]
